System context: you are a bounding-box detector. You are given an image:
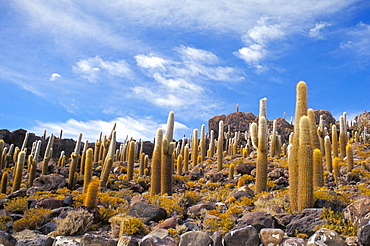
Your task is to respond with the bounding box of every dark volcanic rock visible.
[127,202,167,224]
[223,225,259,246]
[314,110,336,129]
[235,162,256,175]
[286,208,323,237]
[237,212,277,232]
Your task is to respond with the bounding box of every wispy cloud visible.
[340,22,370,57]
[309,22,331,39]
[73,56,133,82]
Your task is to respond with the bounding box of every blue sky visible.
[1,1,369,141]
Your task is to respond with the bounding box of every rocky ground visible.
[1,111,370,246]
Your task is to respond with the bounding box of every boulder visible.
[188,202,216,217]
[358,222,370,246]
[343,197,370,226]
[81,233,117,246]
[0,230,17,246]
[179,231,213,246]
[235,163,256,175]
[52,236,81,246]
[286,209,323,237]
[237,212,277,231]
[117,236,139,246]
[140,229,177,246]
[280,237,306,246]
[259,228,285,246]
[223,225,259,246]
[127,202,167,224]
[307,228,346,246]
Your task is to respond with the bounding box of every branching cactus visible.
[313,148,323,188]
[289,81,308,212]
[12,150,26,192]
[150,128,163,197]
[324,136,332,172]
[297,116,313,212]
[217,121,224,171]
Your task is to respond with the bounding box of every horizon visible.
[1,1,369,142]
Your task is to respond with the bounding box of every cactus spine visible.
[324,136,332,172]
[346,143,354,172]
[83,148,93,193]
[289,81,308,211]
[254,116,268,194]
[127,140,135,181]
[151,128,163,197]
[313,148,323,188]
[217,121,224,171]
[12,151,26,192]
[297,116,313,212]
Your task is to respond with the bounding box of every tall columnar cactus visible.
[209,130,215,157]
[12,150,26,193]
[270,119,277,158]
[0,139,4,170]
[324,136,332,172]
[80,140,88,175]
[68,153,79,189]
[252,116,268,194]
[339,115,347,158]
[177,154,183,175]
[297,116,313,212]
[313,148,323,188]
[139,152,145,176]
[127,140,135,181]
[217,121,224,171]
[84,180,99,209]
[346,143,354,172]
[228,164,235,180]
[307,109,320,150]
[94,140,100,163]
[13,147,20,165]
[161,139,175,195]
[289,81,308,212]
[151,128,163,197]
[100,157,113,189]
[200,124,206,162]
[21,131,29,154]
[42,133,54,175]
[192,129,199,167]
[259,97,267,118]
[333,157,340,184]
[332,124,339,158]
[1,171,8,194]
[317,115,325,155]
[83,148,93,193]
[184,145,189,172]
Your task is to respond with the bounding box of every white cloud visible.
[50,73,62,81]
[309,22,331,39]
[31,116,190,142]
[236,16,284,70]
[73,56,133,82]
[340,22,370,57]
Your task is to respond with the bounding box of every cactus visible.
[259,97,267,118]
[13,147,20,165]
[313,148,323,188]
[20,131,29,154]
[42,133,54,176]
[317,115,325,155]
[127,140,135,181]
[184,145,189,172]
[0,139,4,170]
[297,116,313,212]
[80,140,88,175]
[27,154,36,187]
[83,148,93,193]
[333,157,340,184]
[84,180,99,209]
[217,121,224,171]
[200,124,206,162]
[177,154,183,175]
[339,115,347,158]
[68,153,79,189]
[237,178,244,188]
[253,116,268,194]
[208,130,215,157]
[270,119,277,158]
[139,152,145,176]
[331,124,338,158]
[289,81,308,212]
[150,128,163,197]
[1,171,8,194]
[228,164,235,180]
[161,139,175,195]
[12,150,26,193]
[324,136,332,172]
[192,129,198,167]
[100,157,113,189]
[307,109,320,150]
[346,143,354,172]
[94,141,100,163]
